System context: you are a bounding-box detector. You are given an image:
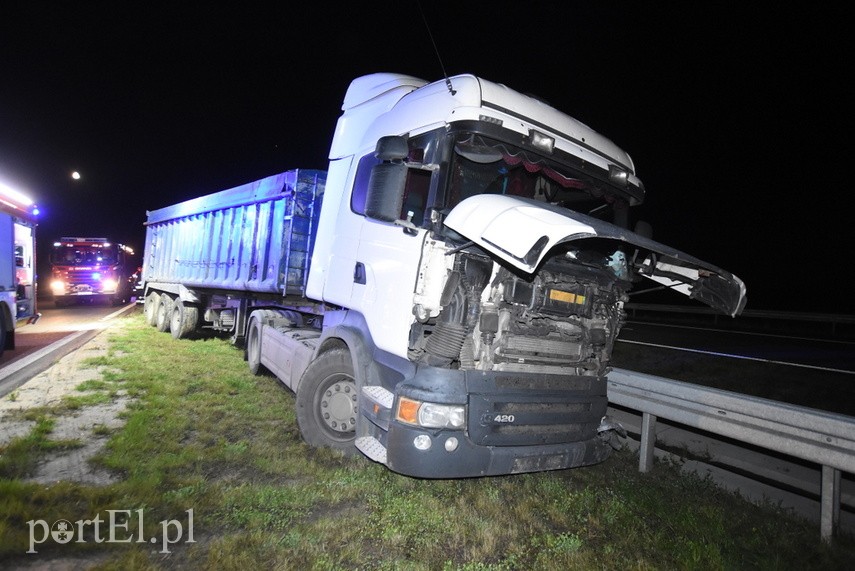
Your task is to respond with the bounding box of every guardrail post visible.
[639,412,657,473]
[820,465,841,541]
[609,368,855,540]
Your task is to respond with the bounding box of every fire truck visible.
[49,237,136,307]
[0,181,39,357]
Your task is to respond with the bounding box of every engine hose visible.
[423,255,489,364]
[425,259,468,362]
[424,321,468,359]
[459,336,476,369]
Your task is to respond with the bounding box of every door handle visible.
[353,262,366,285]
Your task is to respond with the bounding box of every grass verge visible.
[1,310,853,569]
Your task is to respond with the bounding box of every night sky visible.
[1,3,850,314]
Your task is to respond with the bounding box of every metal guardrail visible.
[607,367,855,542]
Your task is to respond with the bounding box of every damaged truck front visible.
[352,76,745,477]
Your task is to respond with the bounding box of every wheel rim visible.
[318,375,357,435]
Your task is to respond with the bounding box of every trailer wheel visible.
[155,294,174,333]
[170,300,198,340]
[144,292,161,326]
[246,316,269,375]
[296,348,358,456]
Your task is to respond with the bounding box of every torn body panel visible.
[444,194,746,317]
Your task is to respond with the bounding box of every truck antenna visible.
[417,0,455,95]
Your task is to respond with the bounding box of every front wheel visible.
[246,315,269,376]
[296,348,359,456]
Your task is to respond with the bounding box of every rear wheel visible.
[170,299,199,339]
[155,294,174,333]
[296,348,358,456]
[144,292,161,326]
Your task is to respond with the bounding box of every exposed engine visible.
[409,247,629,376]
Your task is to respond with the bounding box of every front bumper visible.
[383,425,610,478]
[356,366,613,478]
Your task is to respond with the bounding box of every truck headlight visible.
[50,280,65,294]
[395,397,466,429]
[101,279,118,292]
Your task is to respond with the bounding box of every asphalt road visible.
[0,299,138,398]
[618,320,855,373]
[613,320,855,418]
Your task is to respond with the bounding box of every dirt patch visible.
[0,328,131,485]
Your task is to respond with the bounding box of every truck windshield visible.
[50,247,119,266]
[445,134,627,225]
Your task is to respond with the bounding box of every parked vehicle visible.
[141,73,746,478]
[0,182,39,357]
[49,237,136,307]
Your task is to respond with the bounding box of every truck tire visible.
[144,292,161,326]
[0,318,6,357]
[245,316,270,375]
[296,348,359,456]
[170,300,199,340]
[155,294,174,333]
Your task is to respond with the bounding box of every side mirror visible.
[375,135,408,161]
[365,162,407,222]
[365,136,409,222]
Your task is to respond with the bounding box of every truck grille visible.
[66,269,99,284]
[467,375,607,446]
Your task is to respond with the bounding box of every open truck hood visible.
[444,195,747,317]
